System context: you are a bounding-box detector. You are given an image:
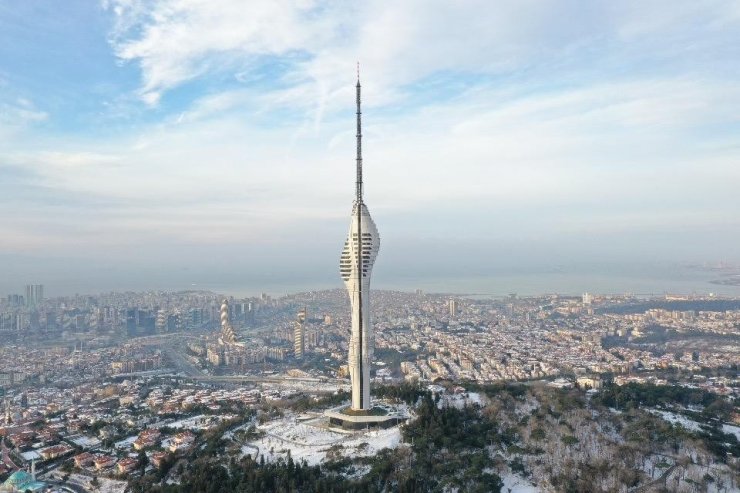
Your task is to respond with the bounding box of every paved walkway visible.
[629,464,678,493]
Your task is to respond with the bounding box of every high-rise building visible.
[156,310,167,333]
[7,294,24,306]
[339,73,380,412]
[189,308,204,329]
[220,299,236,344]
[167,312,182,332]
[294,307,306,359]
[449,299,458,318]
[25,284,43,308]
[125,308,138,336]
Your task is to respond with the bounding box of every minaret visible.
[340,69,380,411]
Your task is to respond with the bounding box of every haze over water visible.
[133,264,740,299]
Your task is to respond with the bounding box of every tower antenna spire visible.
[356,63,363,203]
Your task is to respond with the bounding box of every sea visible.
[193,265,740,299]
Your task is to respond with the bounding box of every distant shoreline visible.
[9,265,740,299]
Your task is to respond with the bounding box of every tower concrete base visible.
[324,406,408,430]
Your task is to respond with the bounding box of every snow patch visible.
[722,423,740,441]
[648,409,703,433]
[501,472,541,492]
[245,415,403,466]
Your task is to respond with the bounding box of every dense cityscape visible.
[1,285,738,492]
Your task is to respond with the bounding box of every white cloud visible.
[6,73,738,255]
[3,0,740,288]
[106,0,346,104]
[0,99,48,125]
[104,0,740,115]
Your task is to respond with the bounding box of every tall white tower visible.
[294,307,306,359]
[340,71,380,411]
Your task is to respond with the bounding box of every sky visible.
[1,0,739,297]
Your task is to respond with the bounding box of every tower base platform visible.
[324,405,408,430]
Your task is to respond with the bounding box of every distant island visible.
[709,275,740,286]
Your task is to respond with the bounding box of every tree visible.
[531,428,546,441]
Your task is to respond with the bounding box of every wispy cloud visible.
[105,0,343,105]
[0,98,48,126]
[103,1,740,112]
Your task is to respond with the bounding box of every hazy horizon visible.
[3,259,739,299]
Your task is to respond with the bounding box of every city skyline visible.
[2,1,740,296]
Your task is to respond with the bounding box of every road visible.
[1,437,19,471]
[156,338,344,389]
[47,480,90,493]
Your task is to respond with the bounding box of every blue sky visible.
[1,0,739,296]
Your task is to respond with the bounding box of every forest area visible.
[131,382,738,493]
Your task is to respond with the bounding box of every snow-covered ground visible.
[678,463,735,493]
[641,455,675,480]
[260,380,349,395]
[244,415,403,466]
[156,413,235,430]
[50,473,126,493]
[500,472,541,492]
[722,423,740,440]
[114,435,137,449]
[21,450,41,461]
[222,417,256,440]
[648,409,704,433]
[69,435,101,449]
[650,408,740,441]
[440,392,484,409]
[93,477,128,493]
